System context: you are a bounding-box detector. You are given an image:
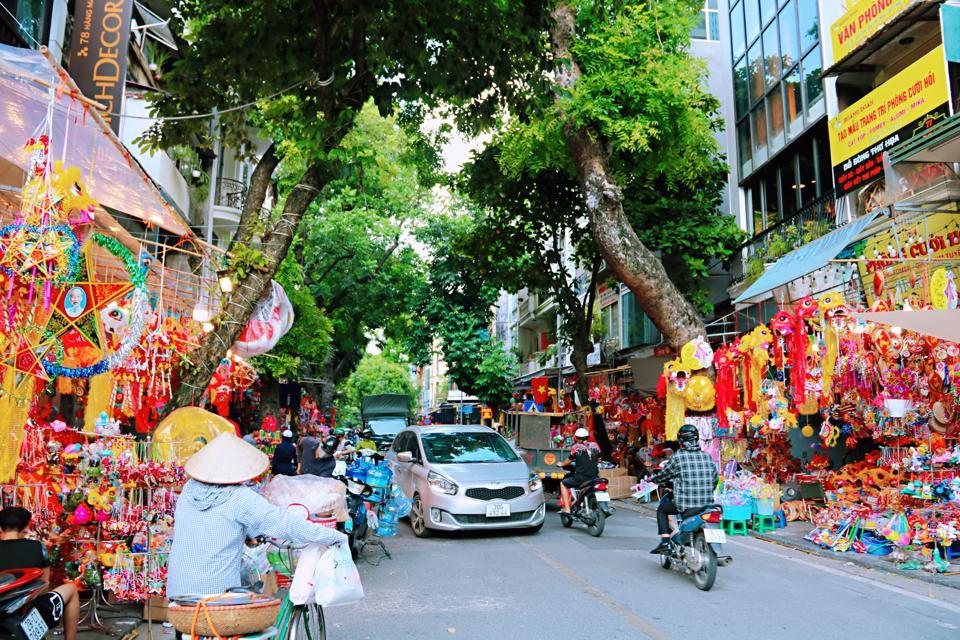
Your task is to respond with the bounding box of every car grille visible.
[465,486,525,501]
[452,510,535,524]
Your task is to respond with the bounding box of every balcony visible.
[734,192,837,288]
[215,177,247,211]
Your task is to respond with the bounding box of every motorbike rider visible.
[557,428,600,514]
[650,424,718,555]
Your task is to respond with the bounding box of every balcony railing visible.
[214,177,247,210]
[734,191,837,285]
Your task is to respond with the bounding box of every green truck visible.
[361,393,411,450]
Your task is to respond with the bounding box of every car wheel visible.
[410,493,432,538]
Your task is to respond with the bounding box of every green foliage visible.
[494,0,744,314]
[341,355,418,417]
[407,213,517,407]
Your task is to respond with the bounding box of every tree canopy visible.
[339,354,418,427]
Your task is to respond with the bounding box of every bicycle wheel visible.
[289,603,326,640]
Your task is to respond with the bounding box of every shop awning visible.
[0,44,190,236]
[733,211,884,305]
[853,309,960,343]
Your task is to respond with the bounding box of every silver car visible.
[385,425,546,536]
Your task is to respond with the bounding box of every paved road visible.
[325,505,960,640]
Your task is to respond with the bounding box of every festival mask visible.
[769,311,795,335]
[684,375,716,412]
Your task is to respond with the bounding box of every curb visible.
[613,499,960,591]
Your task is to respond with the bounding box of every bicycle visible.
[265,541,326,640]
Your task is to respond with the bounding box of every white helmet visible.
[574,428,589,439]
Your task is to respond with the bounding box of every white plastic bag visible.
[264,474,346,516]
[313,544,364,607]
[288,544,325,605]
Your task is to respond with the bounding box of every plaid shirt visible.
[652,449,718,511]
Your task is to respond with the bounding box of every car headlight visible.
[428,471,458,495]
[528,473,543,492]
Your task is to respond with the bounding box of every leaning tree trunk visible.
[549,4,707,349]
[163,156,330,416]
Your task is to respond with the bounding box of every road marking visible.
[521,540,671,640]
[725,538,960,616]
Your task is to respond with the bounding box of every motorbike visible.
[658,504,727,591]
[559,477,614,537]
[0,568,51,640]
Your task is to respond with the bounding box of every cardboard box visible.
[143,597,168,622]
[600,467,627,479]
[604,476,635,500]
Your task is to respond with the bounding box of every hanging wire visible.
[0,4,42,49]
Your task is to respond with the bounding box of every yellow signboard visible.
[828,46,949,195]
[830,0,916,66]
[848,209,960,305]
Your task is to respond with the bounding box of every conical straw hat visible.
[184,432,269,484]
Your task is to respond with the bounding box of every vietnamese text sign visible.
[68,0,134,134]
[828,45,949,196]
[830,0,917,66]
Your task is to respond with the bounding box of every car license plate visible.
[20,608,48,640]
[703,528,726,544]
[595,492,610,502]
[486,503,511,518]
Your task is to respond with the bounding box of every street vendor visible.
[167,433,347,598]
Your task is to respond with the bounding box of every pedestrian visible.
[166,433,346,598]
[298,428,348,477]
[271,429,298,475]
[0,507,80,640]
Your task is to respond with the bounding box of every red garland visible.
[714,345,739,429]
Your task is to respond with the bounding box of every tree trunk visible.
[549,4,707,349]
[163,159,330,415]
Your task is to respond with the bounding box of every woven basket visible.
[168,597,280,637]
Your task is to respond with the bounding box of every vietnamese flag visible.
[531,376,551,406]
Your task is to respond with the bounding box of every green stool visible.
[751,514,776,534]
[723,519,748,536]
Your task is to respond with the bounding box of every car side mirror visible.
[397,451,413,463]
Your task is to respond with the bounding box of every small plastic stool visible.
[773,509,787,528]
[723,519,749,536]
[751,514,776,534]
[940,541,960,561]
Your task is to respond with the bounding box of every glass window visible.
[693,0,720,41]
[767,87,785,150]
[737,121,752,173]
[621,294,644,348]
[780,157,798,217]
[784,67,802,137]
[731,1,746,60]
[802,46,823,111]
[751,102,768,155]
[748,41,764,103]
[779,0,799,70]
[751,186,763,235]
[765,173,781,228]
[798,143,816,206]
[815,136,833,196]
[735,56,749,117]
[692,10,708,40]
[709,7,720,41]
[797,0,819,52]
[763,25,781,88]
[761,0,778,25]
[602,301,620,346]
[420,432,519,464]
[745,0,761,44]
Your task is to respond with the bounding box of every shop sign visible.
[828,46,950,196]
[829,0,917,67]
[68,0,135,134]
[848,210,960,305]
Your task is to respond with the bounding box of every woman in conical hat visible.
[166,433,346,598]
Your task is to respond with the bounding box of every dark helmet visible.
[678,424,700,451]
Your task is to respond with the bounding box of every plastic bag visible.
[288,544,325,605]
[264,475,346,516]
[313,544,364,607]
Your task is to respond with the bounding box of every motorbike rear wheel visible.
[692,532,717,591]
[586,495,605,537]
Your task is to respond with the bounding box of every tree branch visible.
[322,232,402,310]
[229,142,278,251]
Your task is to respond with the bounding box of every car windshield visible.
[367,418,406,437]
[420,432,519,464]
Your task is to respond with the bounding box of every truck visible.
[360,393,412,451]
[502,409,589,495]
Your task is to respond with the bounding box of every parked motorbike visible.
[559,477,614,537]
[658,504,727,591]
[0,568,50,640]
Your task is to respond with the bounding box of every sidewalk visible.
[615,499,960,591]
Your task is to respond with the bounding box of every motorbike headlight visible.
[428,471,458,495]
[528,473,543,492]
